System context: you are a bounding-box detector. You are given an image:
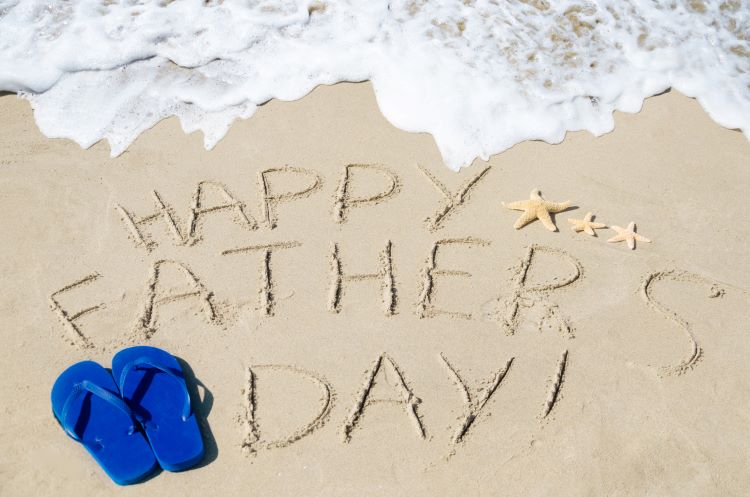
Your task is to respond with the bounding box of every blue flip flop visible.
[111,346,204,472]
[51,361,158,485]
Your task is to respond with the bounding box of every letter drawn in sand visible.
[327,241,396,315]
[498,245,582,336]
[241,365,334,455]
[259,167,322,228]
[137,260,216,338]
[417,164,491,230]
[187,181,257,243]
[222,242,302,316]
[440,353,514,443]
[116,191,185,251]
[541,350,568,419]
[640,269,725,376]
[49,273,105,349]
[417,237,490,319]
[333,164,399,223]
[342,354,425,442]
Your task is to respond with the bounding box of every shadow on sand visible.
[176,357,219,469]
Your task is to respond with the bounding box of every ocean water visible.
[0,0,747,169]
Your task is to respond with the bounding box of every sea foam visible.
[0,0,748,169]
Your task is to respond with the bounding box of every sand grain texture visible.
[0,83,749,496]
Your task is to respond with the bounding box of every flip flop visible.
[111,346,205,472]
[51,361,158,485]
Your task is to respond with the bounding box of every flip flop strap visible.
[118,357,192,422]
[60,380,136,441]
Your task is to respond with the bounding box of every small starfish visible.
[568,212,607,236]
[502,189,571,231]
[607,222,651,250]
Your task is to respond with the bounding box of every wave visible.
[0,0,748,169]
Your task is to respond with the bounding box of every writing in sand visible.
[47,163,727,454]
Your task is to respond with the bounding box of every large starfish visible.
[607,221,651,250]
[568,212,607,236]
[502,189,571,231]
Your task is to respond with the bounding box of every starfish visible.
[502,189,571,231]
[607,222,651,250]
[568,212,607,236]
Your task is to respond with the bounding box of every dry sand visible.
[1,83,749,496]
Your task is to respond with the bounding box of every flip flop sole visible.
[51,361,158,485]
[112,347,205,472]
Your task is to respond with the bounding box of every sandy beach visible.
[1,82,749,496]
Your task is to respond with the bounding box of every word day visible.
[239,351,566,454]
